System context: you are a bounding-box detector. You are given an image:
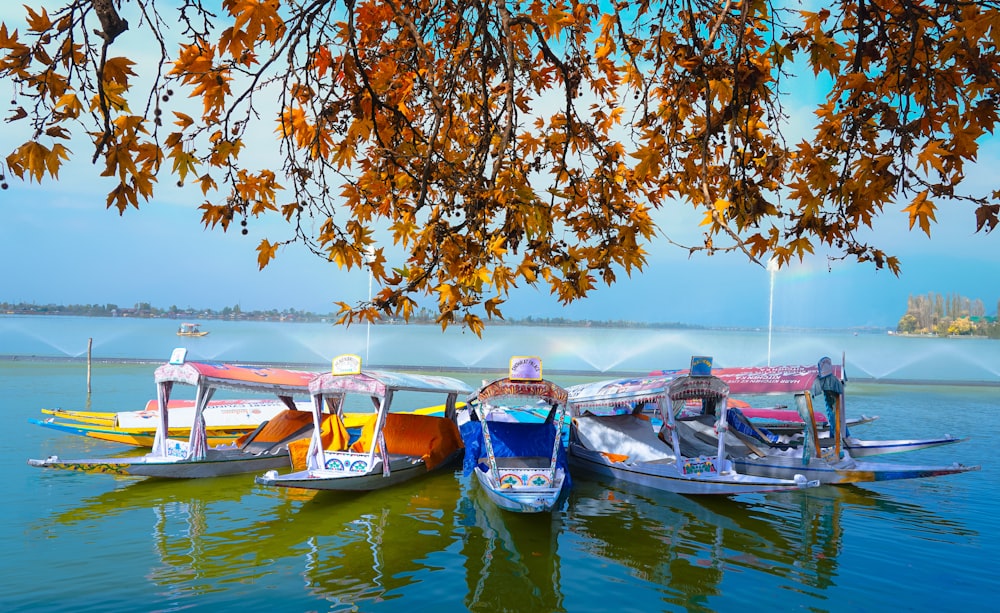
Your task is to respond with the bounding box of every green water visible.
[1,318,996,611]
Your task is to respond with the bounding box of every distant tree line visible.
[1,301,705,330]
[897,293,999,338]
[1,301,335,322]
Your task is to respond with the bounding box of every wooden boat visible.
[31,398,299,447]
[680,363,980,484]
[729,405,878,435]
[176,322,208,337]
[255,355,469,492]
[565,358,820,496]
[657,371,879,435]
[32,397,453,448]
[457,356,572,513]
[28,360,320,478]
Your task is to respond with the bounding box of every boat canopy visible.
[151,361,316,459]
[155,361,317,396]
[472,378,569,407]
[567,374,679,412]
[309,370,472,399]
[668,375,729,402]
[650,364,843,396]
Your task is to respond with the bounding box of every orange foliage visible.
[2,0,999,332]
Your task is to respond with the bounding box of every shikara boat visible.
[681,363,980,484]
[31,398,298,447]
[176,322,208,337]
[255,355,469,492]
[566,358,819,495]
[458,356,572,513]
[28,360,320,478]
[657,369,879,435]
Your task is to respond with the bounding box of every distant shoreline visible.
[0,309,892,335]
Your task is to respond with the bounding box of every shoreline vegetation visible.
[895,292,1000,339]
[3,298,998,338]
[0,300,892,334]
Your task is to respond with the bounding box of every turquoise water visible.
[1,317,996,611]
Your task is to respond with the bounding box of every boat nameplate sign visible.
[509,356,543,381]
[690,356,713,376]
[332,354,362,376]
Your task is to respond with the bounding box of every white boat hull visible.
[255,452,458,492]
[568,444,817,495]
[27,448,292,478]
[733,454,980,485]
[843,436,966,458]
[472,464,567,513]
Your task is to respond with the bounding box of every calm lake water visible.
[1,316,996,611]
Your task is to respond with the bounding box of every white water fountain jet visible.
[287,327,368,366]
[853,341,1000,382]
[448,342,503,368]
[12,328,89,357]
[364,246,375,365]
[184,340,249,363]
[766,257,778,366]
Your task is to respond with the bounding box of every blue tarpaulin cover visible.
[460,420,570,485]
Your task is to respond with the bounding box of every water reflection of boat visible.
[459,475,564,611]
[44,470,471,610]
[295,473,468,606]
[565,475,974,604]
[565,478,799,602]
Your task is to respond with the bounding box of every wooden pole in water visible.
[87,337,93,395]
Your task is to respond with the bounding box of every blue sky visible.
[2,3,998,330]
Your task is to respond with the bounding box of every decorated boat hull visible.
[256,450,461,492]
[568,443,818,495]
[471,464,567,513]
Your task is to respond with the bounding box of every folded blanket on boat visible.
[288,413,349,470]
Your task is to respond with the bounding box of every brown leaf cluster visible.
[2,0,998,332]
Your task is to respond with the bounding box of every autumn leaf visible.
[257,238,280,269]
[902,191,937,236]
[2,0,997,331]
[917,140,948,175]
